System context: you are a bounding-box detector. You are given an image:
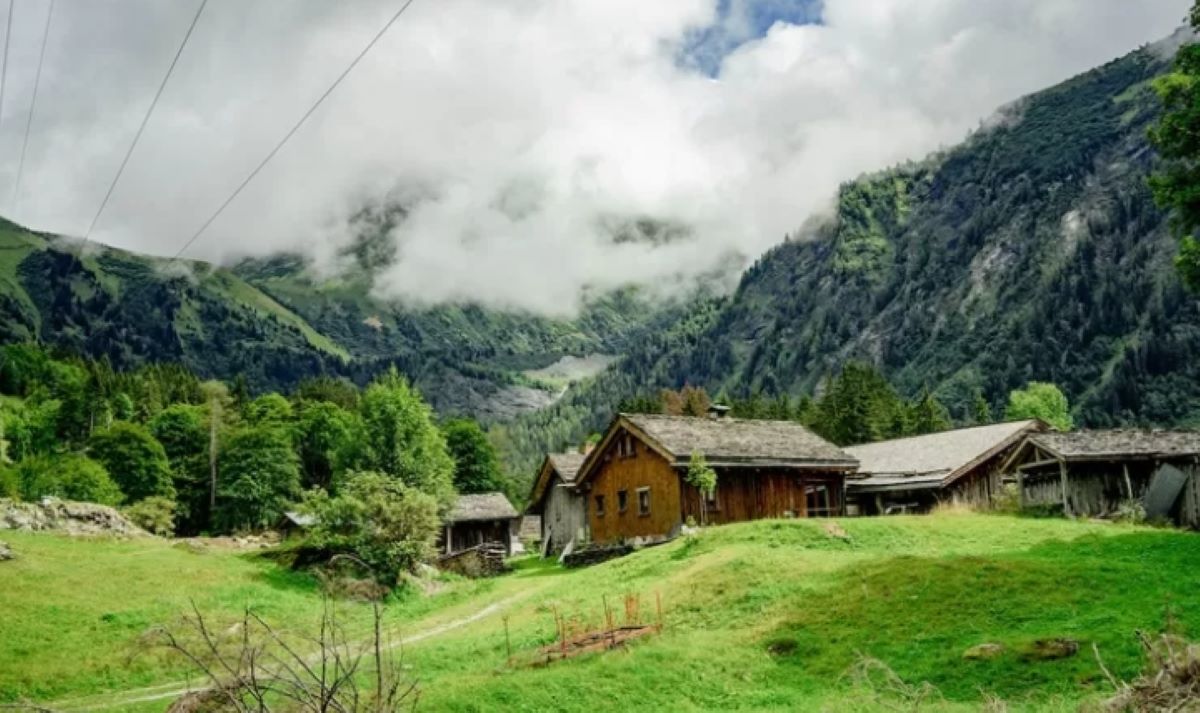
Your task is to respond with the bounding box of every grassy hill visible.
[5,514,1200,711]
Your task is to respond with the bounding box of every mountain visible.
[0,220,679,419]
[500,40,1200,475]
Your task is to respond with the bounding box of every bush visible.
[123,496,177,536]
[0,467,18,499]
[12,453,124,505]
[298,471,440,586]
[88,422,174,502]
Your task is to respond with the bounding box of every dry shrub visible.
[843,655,943,711]
[1096,632,1200,712]
[930,500,976,517]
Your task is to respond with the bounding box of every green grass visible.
[3,514,1199,711]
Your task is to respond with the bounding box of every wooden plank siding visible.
[585,430,682,544]
[541,475,587,553]
[680,469,844,525]
[443,519,514,556]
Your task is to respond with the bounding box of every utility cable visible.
[83,0,209,242]
[12,0,55,214]
[171,0,418,260]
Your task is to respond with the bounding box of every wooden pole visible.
[1059,459,1072,518]
[503,615,512,665]
[656,591,663,633]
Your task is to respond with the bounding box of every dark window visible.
[637,487,651,516]
[618,490,628,513]
[595,494,606,517]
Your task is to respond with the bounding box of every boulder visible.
[0,498,148,537]
[0,540,12,561]
[1020,638,1080,661]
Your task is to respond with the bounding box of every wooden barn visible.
[440,492,520,556]
[573,413,858,545]
[845,420,1044,515]
[1006,430,1200,526]
[525,452,588,554]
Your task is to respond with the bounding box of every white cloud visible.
[0,0,1188,314]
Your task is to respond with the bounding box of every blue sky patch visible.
[680,0,824,76]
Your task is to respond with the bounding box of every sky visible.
[0,0,1189,314]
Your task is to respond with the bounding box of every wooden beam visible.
[1059,459,1072,518]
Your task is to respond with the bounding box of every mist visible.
[0,0,1187,314]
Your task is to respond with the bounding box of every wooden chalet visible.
[440,492,520,556]
[573,413,858,545]
[845,420,1044,514]
[525,452,588,554]
[1006,430,1200,526]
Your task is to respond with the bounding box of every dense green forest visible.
[0,342,512,543]
[495,41,1200,480]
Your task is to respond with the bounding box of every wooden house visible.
[440,492,520,556]
[845,420,1044,514]
[1005,430,1200,526]
[573,413,858,545]
[525,452,587,554]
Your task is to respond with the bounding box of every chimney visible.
[708,404,731,420]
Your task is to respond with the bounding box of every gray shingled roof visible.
[547,452,587,484]
[1030,430,1200,460]
[448,492,519,523]
[846,420,1040,491]
[623,414,856,467]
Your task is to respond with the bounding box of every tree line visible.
[0,343,511,548]
[620,362,1073,446]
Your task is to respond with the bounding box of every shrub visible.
[123,496,177,536]
[12,453,123,505]
[298,471,440,586]
[0,467,18,499]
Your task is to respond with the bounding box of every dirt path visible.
[45,593,526,712]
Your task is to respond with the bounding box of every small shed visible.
[525,452,588,555]
[278,511,316,539]
[440,492,520,556]
[845,420,1044,514]
[1005,430,1200,525]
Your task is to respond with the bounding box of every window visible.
[617,434,637,458]
[637,487,651,516]
[617,489,629,513]
[595,494,606,517]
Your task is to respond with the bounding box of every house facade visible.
[1006,430,1200,526]
[525,452,588,554]
[845,420,1044,515]
[574,413,858,545]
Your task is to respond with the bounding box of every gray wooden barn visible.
[525,452,588,554]
[1005,430,1200,527]
[845,420,1044,514]
[440,492,520,556]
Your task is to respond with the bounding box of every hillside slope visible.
[502,41,1200,473]
[0,219,677,417]
[6,515,1199,711]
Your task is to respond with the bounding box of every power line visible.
[0,0,13,139]
[12,0,54,214]
[83,0,208,242]
[171,0,419,260]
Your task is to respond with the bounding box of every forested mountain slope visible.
[501,41,1200,474]
[0,220,673,417]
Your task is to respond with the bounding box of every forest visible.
[0,342,511,552]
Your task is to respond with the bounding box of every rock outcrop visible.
[0,498,148,536]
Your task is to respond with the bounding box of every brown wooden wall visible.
[680,468,844,525]
[1021,461,1156,516]
[585,428,682,544]
[443,519,513,555]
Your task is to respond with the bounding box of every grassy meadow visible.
[3,514,1200,711]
